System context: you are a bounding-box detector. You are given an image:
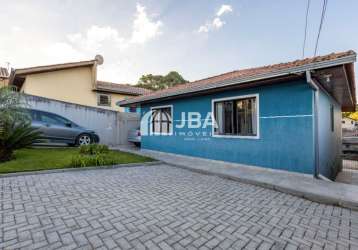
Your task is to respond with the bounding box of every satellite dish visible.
[95,55,104,65]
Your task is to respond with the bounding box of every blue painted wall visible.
[141,80,315,174]
[317,90,342,179]
[124,107,141,113]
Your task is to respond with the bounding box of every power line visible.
[302,0,311,58]
[314,0,328,56]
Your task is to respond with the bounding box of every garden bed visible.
[0,148,154,174]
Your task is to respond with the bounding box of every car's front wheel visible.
[76,133,92,146]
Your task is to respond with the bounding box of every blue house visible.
[119,51,356,180]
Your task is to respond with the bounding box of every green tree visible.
[0,87,42,162]
[136,71,188,91]
[0,87,29,124]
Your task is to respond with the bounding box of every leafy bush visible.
[71,154,117,168]
[73,144,117,167]
[0,123,42,162]
[79,144,109,155]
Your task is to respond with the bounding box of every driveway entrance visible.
[0,164,357,249]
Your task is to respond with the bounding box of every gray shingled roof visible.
[96,81,152,96]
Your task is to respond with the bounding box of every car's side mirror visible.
[65,122,72,128]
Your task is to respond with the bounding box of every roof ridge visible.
[118,50,356,106]
[95,80,152,95]
[189,50,356,85]
[96,81,150,90]
[15,59,96,72]
[97,80,133,86]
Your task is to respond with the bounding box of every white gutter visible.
[119,54,356,106]
[306,70,320,179]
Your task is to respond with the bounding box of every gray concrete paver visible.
[1,164,358,249]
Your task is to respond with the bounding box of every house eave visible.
[14,60,96,76]
[120,74,305,107]
[118,54,356,107]
[93,88,141,96]
[9,60,97,89]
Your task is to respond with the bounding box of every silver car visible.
[29,109,100,146]
[128,128,141,147]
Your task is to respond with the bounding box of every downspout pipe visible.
[306,70,320,179]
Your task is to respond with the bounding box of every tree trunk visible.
[0,148,13,163]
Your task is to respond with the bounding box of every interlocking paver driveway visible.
[1,164,358,250]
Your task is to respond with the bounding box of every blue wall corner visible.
[317,90,342,179]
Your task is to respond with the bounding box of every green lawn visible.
[0,148,154,174]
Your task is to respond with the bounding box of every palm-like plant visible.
[0,123,42,162]
[0,87,42,162]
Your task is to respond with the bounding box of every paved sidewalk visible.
[1,164,358,249]
[113,146,358,210]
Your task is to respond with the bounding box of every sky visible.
[0,0,358,85]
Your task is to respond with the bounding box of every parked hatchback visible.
[28,109,99,146]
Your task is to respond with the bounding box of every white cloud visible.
[11,26,22,33]
[198,17,226,33]
[42,3,163,82]
[67,26,128,52]
[198,25,209,33]
[216,5,233,17]
[44,42,85,62]
[212,17,225,29]
[57,3,162,54]
[198,4,233,33]
[0,2,163,83]
[131,3,163,44]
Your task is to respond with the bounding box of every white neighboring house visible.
[342,117,357,130]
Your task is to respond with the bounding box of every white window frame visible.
[97,93,111,107]
[150,105,173,136]
[211,94,260,139]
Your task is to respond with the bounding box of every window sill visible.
[151,133,173,136]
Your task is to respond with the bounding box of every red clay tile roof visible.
[119,50,356,106]
[0,67,8,78]
[95,81,152,96]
